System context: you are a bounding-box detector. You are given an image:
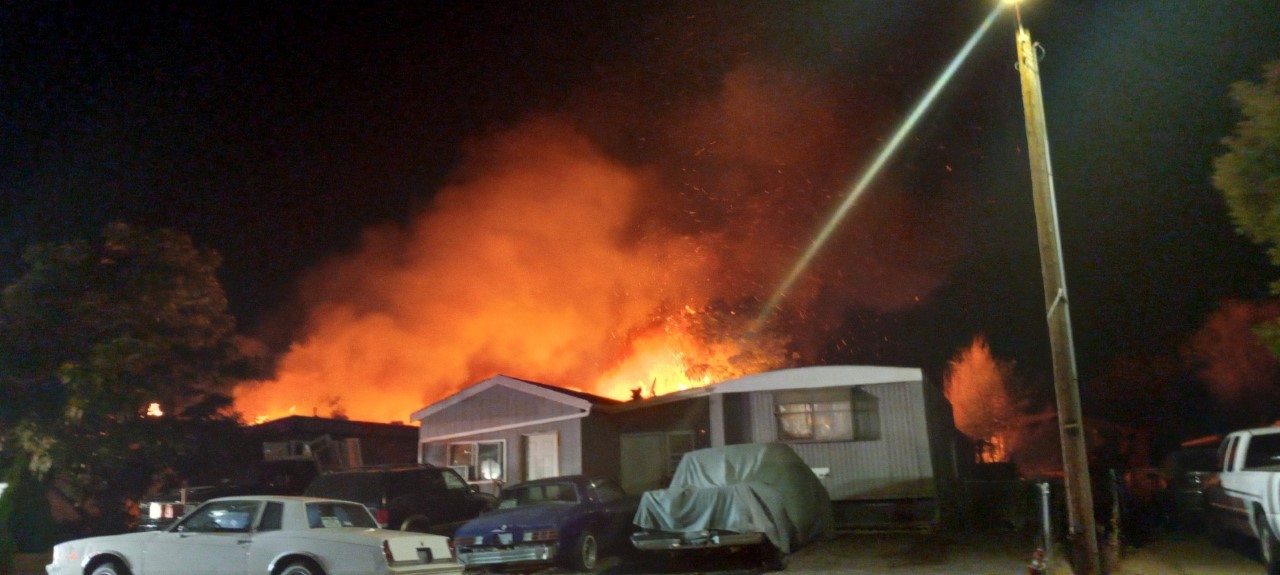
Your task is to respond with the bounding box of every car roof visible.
[317,464,441,475]
[205,495,356,504]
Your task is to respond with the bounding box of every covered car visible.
[631,443,834,557]
[453,475,638,571]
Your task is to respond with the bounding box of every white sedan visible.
[46,496,464,575]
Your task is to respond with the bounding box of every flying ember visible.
[236,56,968,424]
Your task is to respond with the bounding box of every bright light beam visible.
[752,4,1006,333]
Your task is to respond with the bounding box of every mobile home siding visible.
[743,380,935,501]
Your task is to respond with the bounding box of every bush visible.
[0,456,58,554]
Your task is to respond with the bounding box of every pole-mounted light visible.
[1008,2,1101,573]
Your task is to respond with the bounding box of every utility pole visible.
[1010,4,1100,574]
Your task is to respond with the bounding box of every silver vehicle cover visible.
[631,443,834,553]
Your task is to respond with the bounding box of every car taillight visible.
[375,508,389,527]
[447,537,457,560]
[382,540,394,564]
[523,529,558,542]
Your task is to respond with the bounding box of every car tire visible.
[91,560,128,575]
[278,558,326,575]
[1258,513,1280,575]
[1208,513,1231,547]
[759,543,787,572]
[567,530,599,572]
[401,514,432,533]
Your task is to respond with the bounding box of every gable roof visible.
[409,374,619,422]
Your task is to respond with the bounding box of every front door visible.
[144,531,249,575]
[619,433,667,495]
[524,432,559,480]
[143,499,259,575]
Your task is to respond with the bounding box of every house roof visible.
[409,374,619,422]
[603,365,924,412]
[248,415,419,438]
[710,365,923,393]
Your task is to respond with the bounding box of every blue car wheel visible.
[567,530,598,571]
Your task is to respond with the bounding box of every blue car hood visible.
[456,503,579,536]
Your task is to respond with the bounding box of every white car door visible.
[142,500,259,575]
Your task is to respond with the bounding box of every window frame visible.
[446,439,507,482]
[773,387,880,443]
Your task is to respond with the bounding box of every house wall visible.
[608,398,712,494]
[420,418,583,489]
[580,413,620,481]
[731,380,936,502]
[419,384,583,439]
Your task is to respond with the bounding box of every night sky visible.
[4,1,1279,436]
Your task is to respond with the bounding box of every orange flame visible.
[236,64,967,424]
[944,335,1022,463]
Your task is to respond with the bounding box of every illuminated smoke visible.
[1184,299,1280,427]
[235,61,971,424]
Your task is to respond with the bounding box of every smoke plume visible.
[235,60,972,423]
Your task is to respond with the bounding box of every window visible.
[1245,434,1280,470]
[306,501,378,529]
[666,432,694,476]
[441,468,470,491]
[175,500,261,533]
[448,440,505,481]
[591,478,627,503]
[774,387,880,442]
[498,482,579,509]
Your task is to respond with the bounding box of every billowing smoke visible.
[235,60,972,423]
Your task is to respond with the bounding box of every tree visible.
[1214,60,1280,353]
[0,223,262,535]
[1183,299,1280,427]
[944,335,1027,463]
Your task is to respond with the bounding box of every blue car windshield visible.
[498,482,579,509]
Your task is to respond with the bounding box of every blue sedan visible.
[452,475,638,571]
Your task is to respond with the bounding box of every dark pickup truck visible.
[137,458,320,531]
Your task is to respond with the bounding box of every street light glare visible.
[1002,0,1025,5]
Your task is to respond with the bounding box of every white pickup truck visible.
[1204,426,1280,574]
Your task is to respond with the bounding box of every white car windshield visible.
[306,501,379,529]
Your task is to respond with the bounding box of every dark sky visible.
[4,1,1279,431]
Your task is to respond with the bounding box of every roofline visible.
[710,365,923,393]
[411,375,592,421]
[419,412,587,442]
[604,365,923,412]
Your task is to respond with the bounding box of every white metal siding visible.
[746,380,935,501]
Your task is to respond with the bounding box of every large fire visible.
[235,63,969,424]
[944,335,1024,463]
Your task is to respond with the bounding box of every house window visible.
[448,440,505,481]
[774,387,880,442]
[666,432,695,476]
